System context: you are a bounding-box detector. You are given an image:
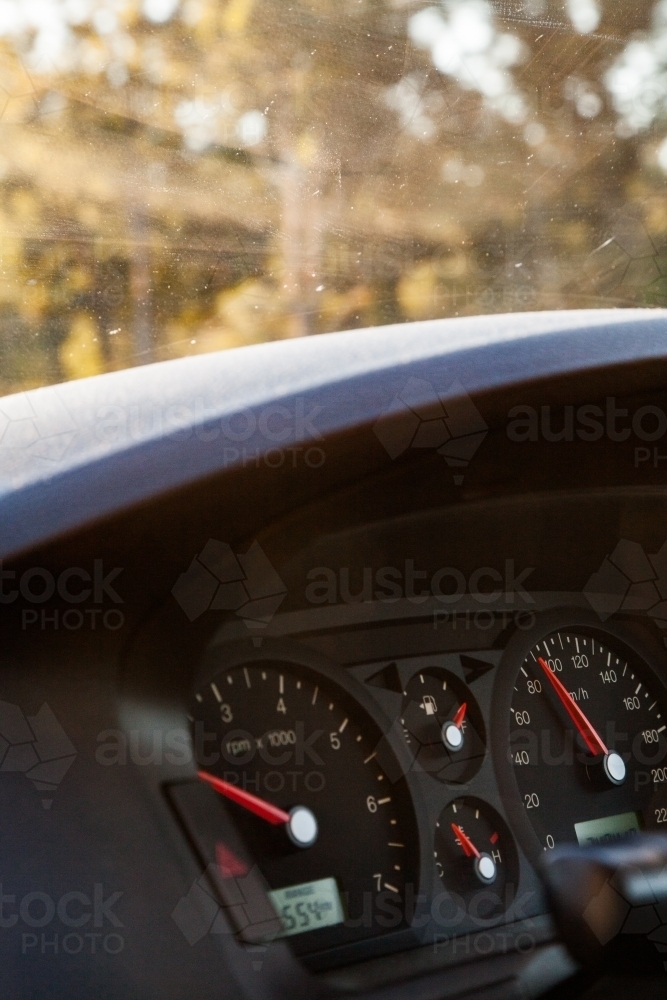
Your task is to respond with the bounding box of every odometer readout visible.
[509,630,667,851]
[268,877,345,937]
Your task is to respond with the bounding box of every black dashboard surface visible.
[4,310,667,999]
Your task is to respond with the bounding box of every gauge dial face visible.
[510,629,667,854]
[401,669,486,783]
[190,661,420,955]
[434,798,517,920]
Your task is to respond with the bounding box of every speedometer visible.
[493,617,667,861]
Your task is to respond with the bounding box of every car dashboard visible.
[3,309,667,1000]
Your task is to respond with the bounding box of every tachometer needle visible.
[442,702,467,752]
[536,657,625,784]
[198,770,290,824]
[451,823,496,883]
[197,770,319,847]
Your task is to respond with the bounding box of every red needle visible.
[198,771,290,825]
[453,703,467,728]
[451,823,480,859]
[536,657,608,757]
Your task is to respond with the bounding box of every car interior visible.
[3,2,667,999]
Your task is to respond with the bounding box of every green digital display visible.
[574,811,642,846]
[268,877,345,938]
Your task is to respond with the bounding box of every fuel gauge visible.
[434,798,518,919]
[402,669,486,783]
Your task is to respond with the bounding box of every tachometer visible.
[496,621,667,860]
[189,658,421,956]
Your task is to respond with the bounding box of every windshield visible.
[0,0,663,392]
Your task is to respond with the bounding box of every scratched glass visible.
[0,1,663,392]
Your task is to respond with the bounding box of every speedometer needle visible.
[536,657,625,784]
[197,770,319,847]
[536,657,607,756]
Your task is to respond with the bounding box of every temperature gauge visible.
[434,798,518,918]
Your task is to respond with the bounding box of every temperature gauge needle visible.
[451,822,479,858]
[198,770,319,847]
[442,702,467,752]
[451,823,496,883]
[536,657,625,784]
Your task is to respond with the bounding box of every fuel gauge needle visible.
[536,657,626,785]
[198,770,319,847]
[451,823,496,883]
[442,702,467,752]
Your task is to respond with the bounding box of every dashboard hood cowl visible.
[0,307,665,559]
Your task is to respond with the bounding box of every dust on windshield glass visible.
[0,0,664,392]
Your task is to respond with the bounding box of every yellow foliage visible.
[396,261,439,320]
[433,250,468,280]
[214,278,285,341]
[0,0,660,396]
[118,1,140,28]
[560,221,589,251]
[295,132,318,168]
[21,281,50,322]
[59,314,104,381]
[77,202,101,230]
[645,198,667,236]
[1,95,38,126]
[67,267,92,294]
[222,0,255,34]
[160,277,291,361]
[10,190,39,224]
[320,285,373,330]
[162,323,258,357]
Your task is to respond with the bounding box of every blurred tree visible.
[0,0,665,390]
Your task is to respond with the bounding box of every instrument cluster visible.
[177,605,667,969]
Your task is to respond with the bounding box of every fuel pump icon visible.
[421,694,437,715]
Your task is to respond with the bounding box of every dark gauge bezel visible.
[491,608,667,865]
[191,636,431,965]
